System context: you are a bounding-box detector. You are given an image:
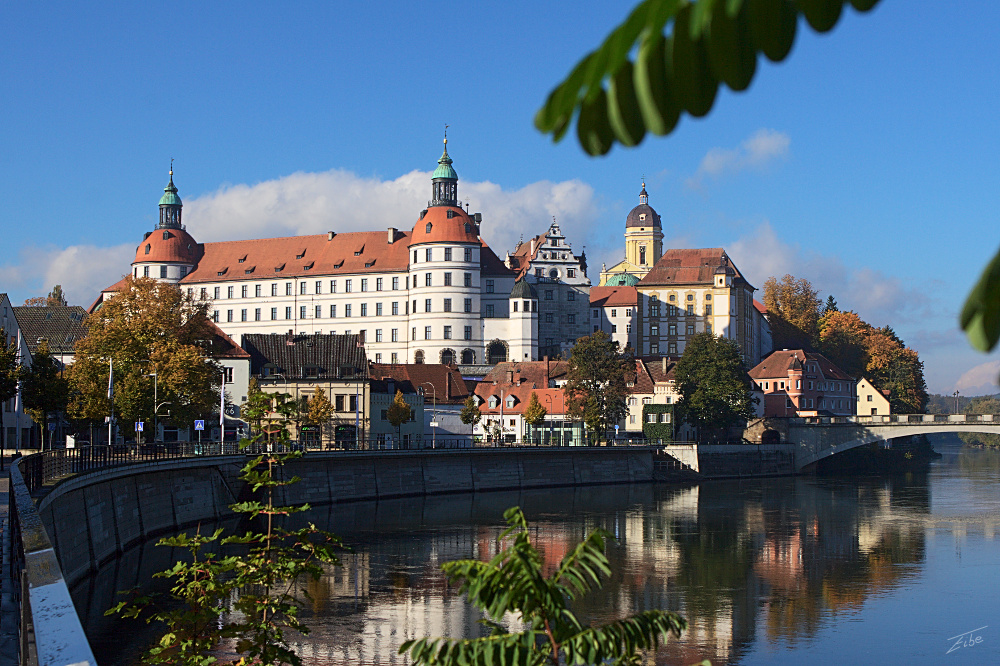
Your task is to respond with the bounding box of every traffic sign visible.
[135,421,144,432]
[194,420,205,431]
[429,421,439,428]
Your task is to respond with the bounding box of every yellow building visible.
[856,377,891,415]
[599,182,663,286]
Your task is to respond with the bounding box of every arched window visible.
[549,268,559,278]
[426,222,432,234]
[440,349,455,365]
[414,350,425,364]
[461,349,475,364]
[487,340,507,364]
[145,244,151,255]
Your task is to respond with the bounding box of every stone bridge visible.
[782,414,1000,471]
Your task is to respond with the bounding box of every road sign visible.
[429,421,439,428]
[614,424,619,434]
[136,421,144,432]
[48,422,56,431]
[194,419,205,431]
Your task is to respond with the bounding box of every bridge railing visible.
[791,413,1000,426]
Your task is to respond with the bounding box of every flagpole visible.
[220,369,226,443]
[14,330,22,453]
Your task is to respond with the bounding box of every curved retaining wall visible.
[38,447,657,587]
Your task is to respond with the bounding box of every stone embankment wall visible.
[696,444,796,478]
[38,448,658,587]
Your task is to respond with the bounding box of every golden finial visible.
[170,157,174,177]
[444,124,449,145]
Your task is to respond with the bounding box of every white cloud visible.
[687,128,790,188]
[955,360,1000,395]
[0,170,601,308]
[185,169,601,263]
[0,244,134,308]
[726,222,926,325]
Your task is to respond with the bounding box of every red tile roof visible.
[508,235,543,280]
[750,349,853,381]
[474,384,568,416]
[639,248,750,288]
[590,285,638,308]
[409,206,482,245]
[482,360,570,388]
[753,299,767,314]
[135,228,203,265]
[205,318,250,359]
[369,363,470,404]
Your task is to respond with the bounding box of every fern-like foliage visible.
[399,506,687,666]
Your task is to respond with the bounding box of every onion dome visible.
[625,181,660,228]
[510,278,538,299]
[158,163,184,229]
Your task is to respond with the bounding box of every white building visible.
[0,293,35,450]
[97,141,538,366]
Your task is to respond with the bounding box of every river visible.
[80,435,1000,664]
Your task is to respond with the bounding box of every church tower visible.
[132,164,201,284]
[624,181,662,269]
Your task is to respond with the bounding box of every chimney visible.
[446,372,452,399]
[327,231,335,241]
[387,227,396,244]
[507,370,514,384]
[662,356,667,375]
[285,330,294,346]
[530,238,536,255]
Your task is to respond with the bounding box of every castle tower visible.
[132,165,202,283]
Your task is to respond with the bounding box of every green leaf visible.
[961,248,1000,351]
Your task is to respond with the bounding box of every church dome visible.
[432,144,458,180]
[410,205,480,245]
[625,183,660,228]
[605,273,640,286]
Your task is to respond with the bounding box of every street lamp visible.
[954,390,960,414]
[421,382,437,449]
[543,394,553,445]
[146,373,157,443]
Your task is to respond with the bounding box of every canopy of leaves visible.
[241,378,271,432]
[459,395,481,426]
[817,311,928,413]
[400,506,687,666]
[67,276,220,427]
[564,331,633,442]
[535,0,880,155]
[307,388,333,426]
[387,390,413,431]
[675,332,756,431]
[763,274,821,349]
[22,285,69,307]
[522,391,548,426]
[958,397,1000,448]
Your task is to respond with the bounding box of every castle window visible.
[426,222,433,234]
[163,231,170,240]
[145,244,151,255]
[465,223,472,234]
[238,255,246,263]
[639,213,646,221]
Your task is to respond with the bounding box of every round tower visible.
[408,137,482,364]
[507,279,538,362]
[132,165,202,283]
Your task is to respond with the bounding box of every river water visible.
[81,435,1000,664]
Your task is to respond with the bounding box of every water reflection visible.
[80,438,1000,665]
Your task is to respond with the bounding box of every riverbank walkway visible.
[1,455,15,666]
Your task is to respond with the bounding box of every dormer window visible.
[365,261,375,268]
[354,245,364,256]
[426,222,433,233]
[274,263,285,272]
[296,250,306,259]
[488,396,498,409]
[238,255,246,263]
[447,210,455,219]
[145,244,151,255]
[303,262,314,270]
[333,261,344,269]
[639,213,646,221]
[162,231,170,240]
[505,395,516,409]
[304,365,320,378]
[217,267,228,276]
[465,223,472,234]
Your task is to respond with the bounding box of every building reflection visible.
[78,449,1000,666]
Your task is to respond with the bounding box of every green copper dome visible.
[432,143,458,180]
[606,273,640,286]
[159,175,183,207]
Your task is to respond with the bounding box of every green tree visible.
[20,341,69,451]
[823,294,839,315]
[459,395,481,428]
[522,391,548,442]
[958,397,1000,448]
[400,506,688,666]
[535,0,881,155]
[68,276,220,431]
[307,388,334,446]
[47,285,68,306]
[675,332,755,434]
[763,274,821,349]
[386,390,413,443]
[565,331,632,444]
[0,331,20,455]
[241,378,271,436]
[109,446,343,664]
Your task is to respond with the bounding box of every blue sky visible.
[2,1,999,395]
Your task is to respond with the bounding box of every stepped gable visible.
[639,248,749,287]
[241,332,368,378]
[750,349,853,382]
[369,363,470,405]
[12,305,88,355]
[590,285,637,308]
[179,230,413,284]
